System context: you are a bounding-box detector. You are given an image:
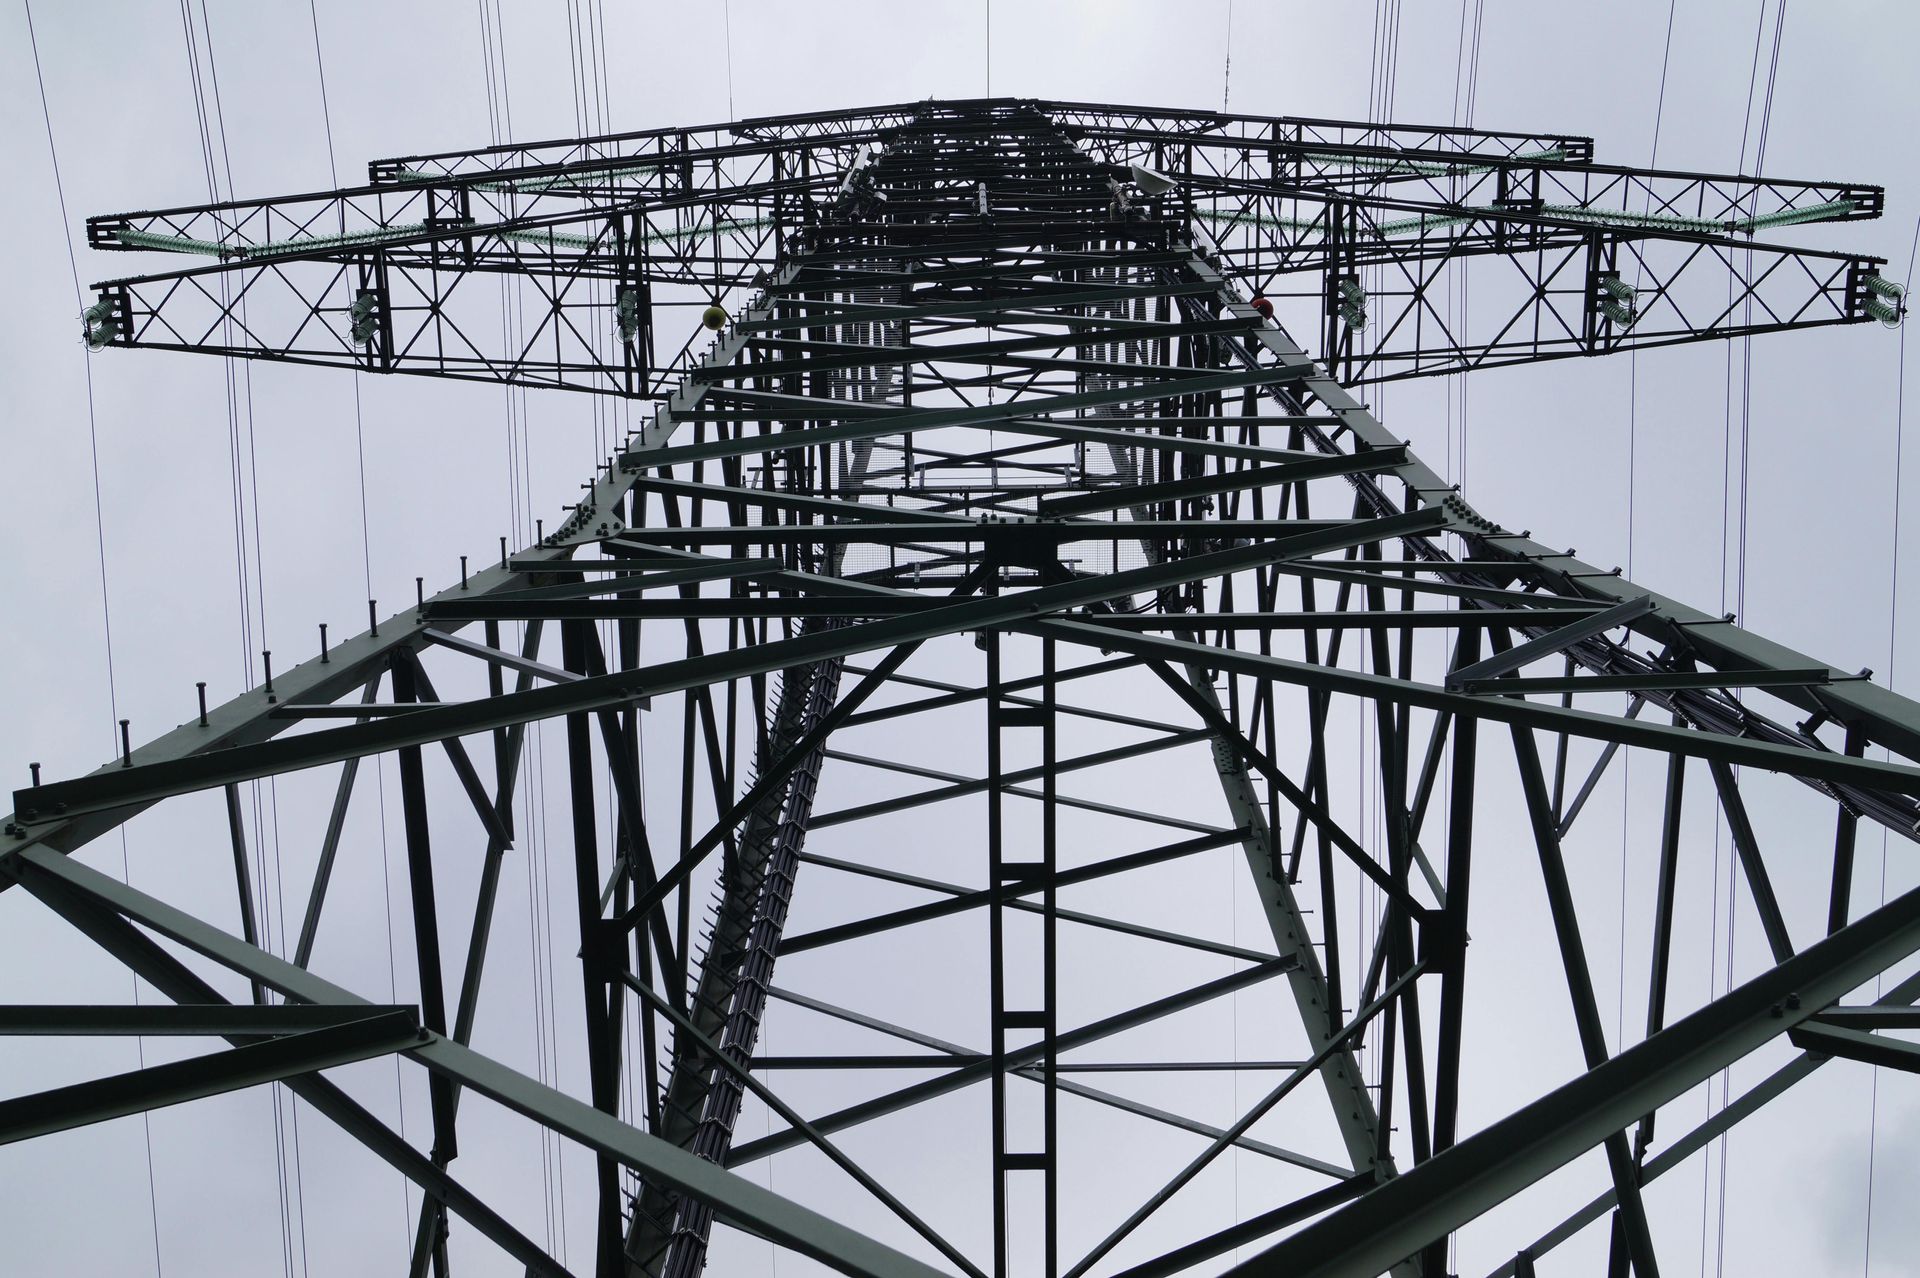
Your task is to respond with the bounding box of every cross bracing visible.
[10,97,1920,1278]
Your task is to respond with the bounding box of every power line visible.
[22,3,165,1273]
[1861,203,1919,1278]
[1222,0,1234,114]
[1615,0,1677,1074]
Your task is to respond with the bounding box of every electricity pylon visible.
[11,98,1920,1278]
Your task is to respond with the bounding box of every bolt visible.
[197,682,209,727]
[416,577,425,611]
[460,556,469,590]
[262,650,275,702]
[369,599,380,637]
[29,762,41,788]
[500,535,509,568]
[319,623,330,664]
[119,719,132,768]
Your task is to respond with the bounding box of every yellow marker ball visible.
[701,304,728,331]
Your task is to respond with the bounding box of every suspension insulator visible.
[1866,297,1904,329]
[1864,273,1904,301]
[348,290,383,347]
[617,288,642,342]
[1599,298,1637,327]
[1863,275,1905,328]
[81,298,122,352]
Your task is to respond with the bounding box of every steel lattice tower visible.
[10,98,1920,1278]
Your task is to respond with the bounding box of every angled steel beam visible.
[1065,965,1424,1278]
[9,862,577,1278]
[726,958,1297,1166]
[15,507,1445,821]
[390,654,458,1165]
[293,675,383,968]
[5,846,955,1278]
[1811,1005,1920,1029]
[0,1004,415,1036]
[1445,596,1657,689]
[1215,856,1920,1278]
[1110,1177,1375,1278]
[779,828,1245,954]
[1509,725,1660,1277]
[621,363,1312,471]
[1707,759,1798,965]
[1787,1021,1920,1074]
[0,1011,420,1147]
[1497,970,1920,1276]
[811,729,1213,827]
[621,971,988,1278]
[798,851,1275,963]
[1460,668,1830,697]
[1036,447,1409,518]
[1028,618,1920,796]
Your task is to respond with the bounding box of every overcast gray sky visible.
[4,2,1920,1276]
